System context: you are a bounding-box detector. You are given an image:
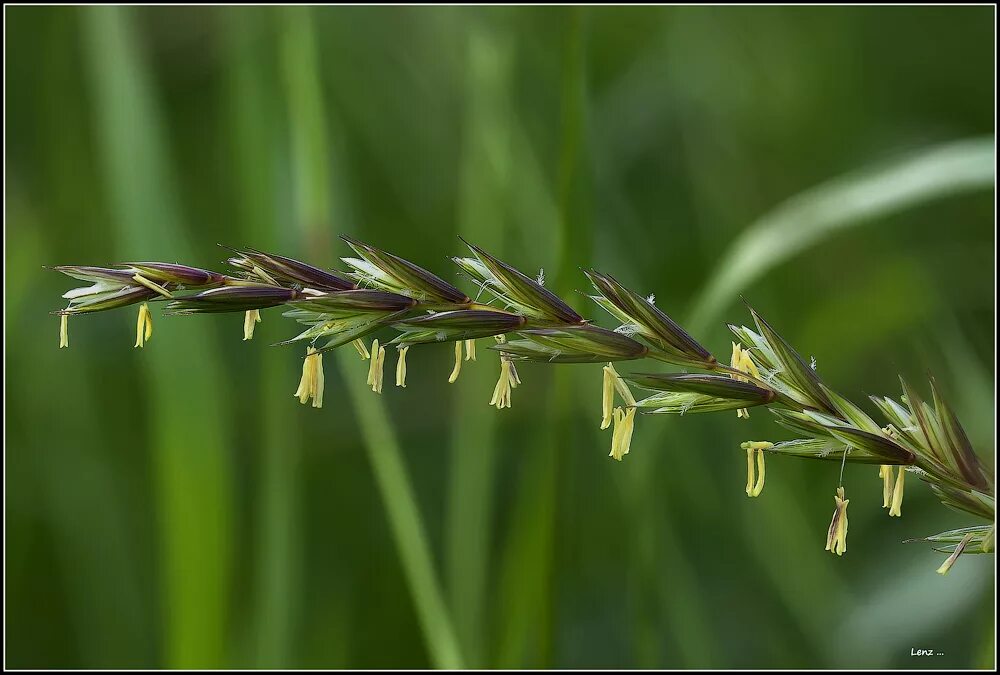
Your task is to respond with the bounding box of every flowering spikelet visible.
[353,338,371,359]
[936,532,975,575]
[243,309,261,340]
[395,345,410,388]
[448,341,463,383]
[293,346,325,408]
[609,406,636,461]
[134,303,153,348]
[878,465,895,509]
[366,338,386,393]
[889,465,905,517]
[465,339,476,361]
[825,487,849,556]
[730,342,760,418]
[740,441,772,497]
[59,314,69,348]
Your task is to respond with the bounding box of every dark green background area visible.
[4,5,994,669]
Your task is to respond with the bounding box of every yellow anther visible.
[448,341,463,383]
[365,339,386,394]
[601,366,614,430]
[353,338,371,360]
[465,339,476,361]
[730,342,760,418]
[740,441,772,497]
[395,345,409,388]
[134,303,153,348]
[489,358,519,409]
[825,487,849,556]
[609,406,636,461]
[878,465,895,509]
[293,346,325,408]
[59,314,69,349]
[889,466,905,517]
[937,532,975,575]
[243,309,261,341]
[131,273,173,299]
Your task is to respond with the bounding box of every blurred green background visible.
[5,5,995,669]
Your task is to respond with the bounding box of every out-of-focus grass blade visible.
[223,10,302,668]
[280,7,463,668]
[82,6,234,667]
[337,353,465,669]
[445,23,514,668]
[495,9,588,666]
[7,197,153,666]
[688,137,995,333]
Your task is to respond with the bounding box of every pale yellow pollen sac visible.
[293,346,325,408]
[250,264,279,286]
[601,362,635,430]
[366,339,386,394]
[353,339,371,360]
[888,465,905,517]
[131,273,173,298]
[740,441,772,497]
[878,465,895,509]
[59,314,69,349]
[134,302,153,348]
[243,309,261,341]
[601,366,615,430]
[465,339,476,361]
[489,357,519,410]
[936,532,976,576]
[395,345,410,388]
[608,406,636,461]
[730,342,760,418]
[825,487,850,556]
[448,341,463,384]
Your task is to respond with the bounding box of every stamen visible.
[396,345,409,388]
[59,314,69,349]
[601,365,614,429]
[448,341,463,383]
[825,487,849,556]
[752,447,766,497]
[367,339,381,388]
[609,407,625,460]
[465,339,476,361]
[134,303,153,348]
[730,342,759,418]
[936,532,975,575]
[131,273,173,298]
[489,358,518,409]
[620,407,635,458]
[878,465,895,509]
[293,346,324,408]
[353,338,371,360]
[740,441,772,497]
[889,466,905,517]
[243,309,261,341]
[370,342,386,394]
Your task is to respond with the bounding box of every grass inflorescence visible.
[52,238,995,574]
